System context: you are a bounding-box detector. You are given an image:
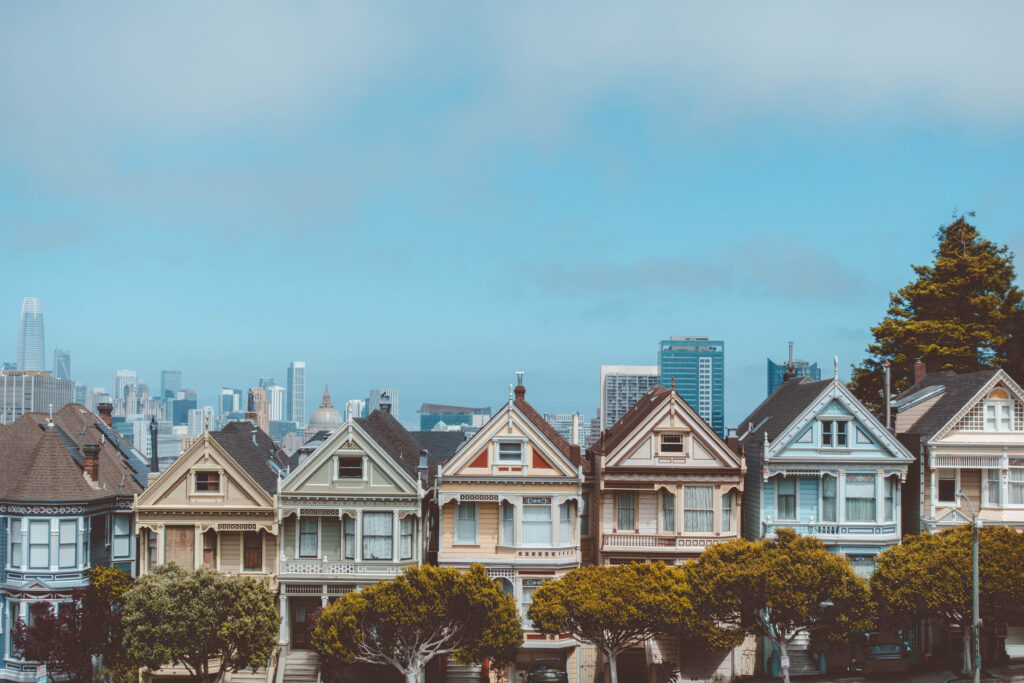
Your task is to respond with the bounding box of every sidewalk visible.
[742,662,1024,683]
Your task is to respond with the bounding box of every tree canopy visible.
[122,564,279,683]
[850,216,1024,410]
[687,530,871,683]
[527,562,694,683]
[312,564,522,683]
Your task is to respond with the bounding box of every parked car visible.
[523,658,568,683]
[862,633,911,675]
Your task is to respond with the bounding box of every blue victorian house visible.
[738,371,913,677]
[1,403,147,682]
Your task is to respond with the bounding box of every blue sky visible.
[3,2,1024,428]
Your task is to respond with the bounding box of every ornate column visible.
[355,510,362,562]
[279,593,289,645]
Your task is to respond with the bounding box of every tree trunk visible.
[405,669,419,683]
[962,629,972,675]
[776,638,791,683]
[607,649,618,683]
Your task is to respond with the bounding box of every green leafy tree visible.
[687,530,871,683]
[527,562,695,683]
[122,564,279,683]
[850,216,1024,411]
[872,525,1024,674]
[312,564,521,683]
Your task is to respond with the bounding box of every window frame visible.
[454,502,478,545]
[243,530,263,572]
[58,519,78,569]
[202,528,217,569]
[28,519,50,569]
[821,474,837,522]
[495,441,525,464]
[775,477,797,521]
[985,468,1002,507]
[10,518,22,569]
[661,489,676,532]
[399,516,414,560]
[937,470,959,505]
[659,433,685,454]
[683,485,714,532]
[615,492,635,531]
[1009,467,1024,506]
[298,517,319,558]
[112,514,132,559]
[558,501,572,545]
[845,473,877,522]
[500,500,515,545]
[721,492,732,532]
[362,511,393,561]
[884,476,897,522]
[335,456,364,480]
[983,399,1013,432]
[820,420,849,448]
[521,500,553,546]
[193,470,221,494]
[343,515,356,559]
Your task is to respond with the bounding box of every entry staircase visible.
[445,662,483,683]
[282,650,320,683]
[783,632,821,677]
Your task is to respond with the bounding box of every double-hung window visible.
[521,579,543,630]
[336,457,363,479]
[112,515,131,558]
[343,516,355,559]
[821,475,837,522]
[986,470,1002,506]
[202,529,217,568]
[362,512,393,560]
[10,519,22,568]
[721,492,732,532]
[400,517,414,560]
[846,474,877,522]
[684,486,713,532]
[522,500,552,545]
[776,478,796,521]
[194,471,220,492]
[660,433,684,454]
[884,477,897,522]
[497,442,523,464]
[661,490,675,532]
[244,531,262,571]
[984,398,1013,431]
[501,501,515,544]
[616,493,635,531]
[1010,468,1024,505]
[299,518,318,557]
[455,502,477,544]
[821,421,848,447]
[58,520,77,568]
[146,530,157,571]
[559,502,572,544]
[937,471,957,503]
[28,520,49,569]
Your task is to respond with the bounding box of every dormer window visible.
[497,442,523,464]
[337,456,363,479]
[659,433,684,454]
[821,420,848,448]
[195,471,220,492]
[983,389,1013,431]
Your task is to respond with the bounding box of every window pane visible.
[559,503,572,543]
[988,470,1002,505]
[362,512,393,560]
[456,503,477,543]
[846,474,876,522]
[836,422,848,446]
[937,476,956,502]
[1010,470,1024,505]
[400,517,414,560]
[822,475,837,522]
[721,493,732,532]
[344,517,355,559]
[616,493,635,531]
[498,443,523,462]
[299,518,318,557]
[244,531,262,571]
[684,486,714,532]
[523,505,552,545]
[11,519,22,567]
[59,520,76,544]
[337,457,362,478]
[29,521,48,544]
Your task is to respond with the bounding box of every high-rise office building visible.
[658,336,725,437]
[543,412,591,446]
[113,370,137,400]
[368,388,399,418]
[417,403,491,431]
[0,369,74,424]
[85,387,112,413]
[599,365,660,431]
[344,399,366,422]
[265,384,286,422]
[219,388,242,419]
[73,382,87,405]
[16,297,45,371]
[248,386,270,434]
[52,348,71,380]
[287,361,306,427]
[187,406,215,436]
[258,377,276,389]
[767,344,821,396]
[161,370,182,398]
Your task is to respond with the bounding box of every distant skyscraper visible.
[287,361,306,427]
[161,370,182,398]
[0,369,74,424]
[344,399,366,422]
[85,388,112,413]
[368,388,399,418]
[16,297,45,371]
[187,406,214,436]
[265,384,286,422]
[767,343,821,396]
[258,377,276,389]
[219,388,242,420]
[417,403,491,431]
[113,370,137,400]
[73,382,87,405]
[599,365,660,431]
[658,336,725,437]
[52,348,71,380]
[543,412,591,446]
[248,387,270,434]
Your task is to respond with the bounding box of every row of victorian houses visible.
[2,365,1023,683]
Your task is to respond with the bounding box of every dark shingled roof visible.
[410,430,467,483]
[208,421,291,495]
[355,410,429,484]
[894,369,1000,439]
[512,391,577,465]
[0,403,146,502]
[588,386,673,459]
[736,376,834,444]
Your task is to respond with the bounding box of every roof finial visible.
[671,377,675,391]
[834,356,839,379]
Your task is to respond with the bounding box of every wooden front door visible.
[165,526,195,568]
[291,598,320,649]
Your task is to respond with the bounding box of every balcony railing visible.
[602,534,727,551]
[279,560,414,577]
[764,522,898,537]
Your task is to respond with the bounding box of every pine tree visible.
[850,216,1024,411]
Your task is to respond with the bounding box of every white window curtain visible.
[362,512,393,560]
[684,486,714,532]
[523,505,552,545]
[400,516,414,560]
[501,501,515,544]
[559,502,572,544]
[986,469,1002,506]
[776,478,796,520]
[884,478,897,522]
[521,585,537,629]
[58,520,77,568]
[616,493,635,531]
[1010,469,1024,505]
[343,516,355,559]
[456,502,477,544]
[846,475,876,522]
[113,515,131,558]
[822,475,837,522]
[299,517,318,557]
[721,493,732,532]
[10,519,22,568]
[662,490,676,532]
[29,520,49,569]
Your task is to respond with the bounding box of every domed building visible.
[304,382,344,441]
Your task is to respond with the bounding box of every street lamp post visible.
[956,490,981,683]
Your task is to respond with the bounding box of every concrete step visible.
[283,651,320,683]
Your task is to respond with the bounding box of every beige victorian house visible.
[133,421,289,681]
[437,381,586,683]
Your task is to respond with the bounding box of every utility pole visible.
[957,490,981,683]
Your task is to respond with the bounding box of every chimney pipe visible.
[914,358,926,385]
[149,416,159,473]
[884,360,892,430]
[97,403,113,427]
[418,449,428,486]
[83,443,100,483]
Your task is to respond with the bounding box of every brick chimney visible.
[82,443,100,483]
[514,385,526,401]
[97,403,113,427]
[914,358,927,385]
[569,444,581,464]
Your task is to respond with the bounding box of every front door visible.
[291,598,321,649]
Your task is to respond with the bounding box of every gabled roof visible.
[737,377,834,444]
[208,421,291,494]
[0,403,146,502]
[893,369,1001,439]
[513,391,576,464]
[411,430,467,483]
[354,410,431,483]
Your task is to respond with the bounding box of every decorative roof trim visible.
[929,369,1024,444]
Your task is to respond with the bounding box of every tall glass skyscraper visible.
[53,348,71,380]
[287,361,306,427]
[161,370,182,398]
[658,336,725,437]
[599,365,660,431]
[16,297,45,371]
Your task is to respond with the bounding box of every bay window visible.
[455,502,477,544]
[58,519,77,568]
[661,490,675,532]
[616,493,635,531]
[684,486,714,532]
[559,502,572,543]
[400,516,414,560]
[501,501,515,544]
[884,477,897,522]
[522,501,552,545]
[299,517,318,557]
[28,520,49,569]
[1010,469,1024,505]
[846,474,876,522]
[362,512,393,560]
[10,518,22,568]
[112,514,131,558]
[776,478,796,520]
[822,475,837,522]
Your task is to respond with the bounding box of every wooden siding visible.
[439,501,507,558]
[165,525,194,568]
[742,442,763,541]
[282,517,295,556]
[220,531,241,571]
[321,518,341,560]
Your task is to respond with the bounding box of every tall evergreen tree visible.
[850,216,1024,410]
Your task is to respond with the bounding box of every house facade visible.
[1,404,147,682]
[587,386,749,682]
[277,410,432,651]
[436,382,585,683]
